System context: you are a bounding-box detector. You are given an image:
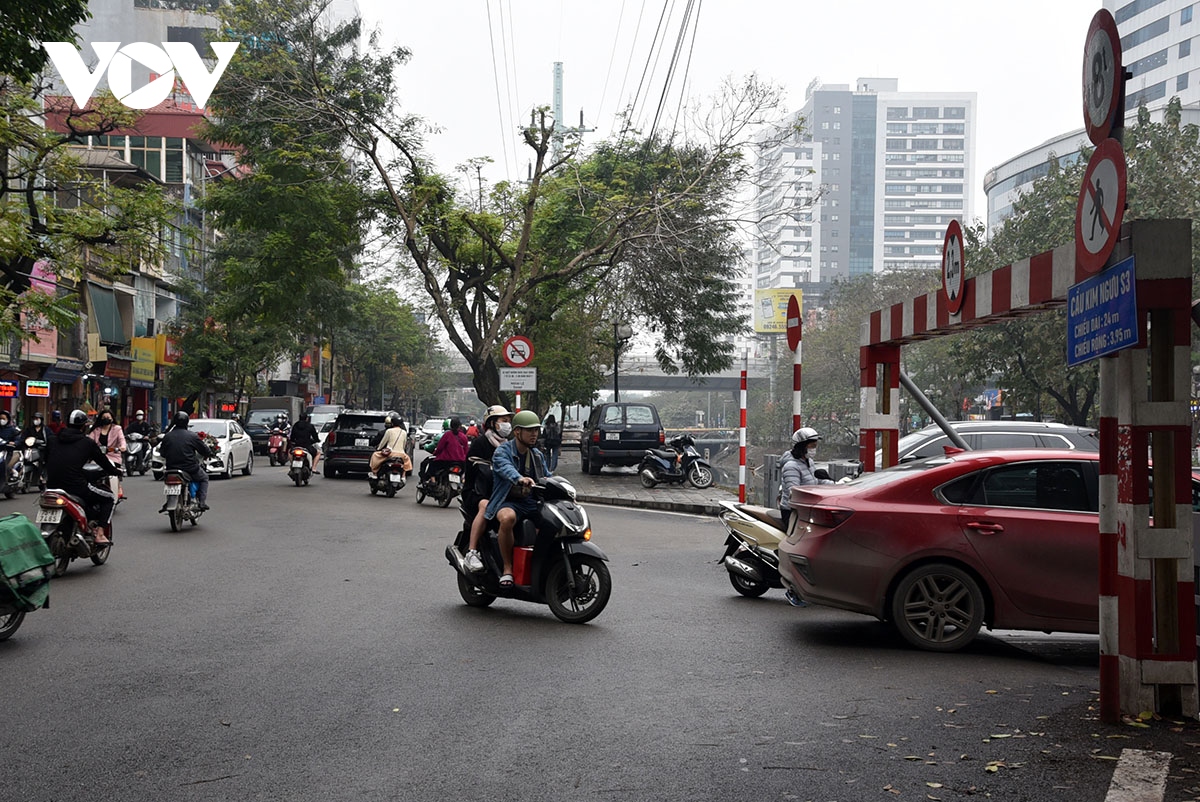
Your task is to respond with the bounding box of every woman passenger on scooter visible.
[485,410,548,588]
[779,426,833,530]
[461,405,511,573]
[89,409,127,500]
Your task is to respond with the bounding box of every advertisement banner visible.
[21,262,58,362]
[755,289,802,334]
[155,334,181,365]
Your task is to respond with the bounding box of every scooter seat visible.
[739,504,784,530]
[647,448,679,460]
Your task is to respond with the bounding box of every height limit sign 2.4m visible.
[1066,255,1138,366]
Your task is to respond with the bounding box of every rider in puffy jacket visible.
[44,409,122,543]
[288,413,321,472]
[160,411,213,510]
[779,426,833,530]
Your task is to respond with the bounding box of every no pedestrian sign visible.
[1074,139,1127,274]
[1066,255,1138,366]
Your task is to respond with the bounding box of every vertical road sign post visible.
[786,294,802,434]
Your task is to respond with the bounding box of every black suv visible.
[580,402,664,475]
[322,410,407,477]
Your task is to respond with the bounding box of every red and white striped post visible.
[786,294,803,433]
[738,369,747,503]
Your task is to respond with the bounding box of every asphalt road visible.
[1,463,1197,802]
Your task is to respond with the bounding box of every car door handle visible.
[964,521,1004,534]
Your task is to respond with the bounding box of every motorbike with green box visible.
[0,513,55,640]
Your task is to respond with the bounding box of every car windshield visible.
[190,422,228,439]
[311,413,338,428]
[422,419,443,432]
[247,410,284,426]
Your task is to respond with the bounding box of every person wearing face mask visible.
[126,410,153,439]
[460,404,512,573]
[0,410,21,478]
[778,426,833,531]
[20,412,51,491]
[88,409,127,500]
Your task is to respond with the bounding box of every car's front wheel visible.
[890,563,985,652]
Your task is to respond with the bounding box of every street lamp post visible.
[612,321,633,403]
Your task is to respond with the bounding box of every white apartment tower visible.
[753,78,976,297]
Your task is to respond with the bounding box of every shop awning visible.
[87,283,125,346]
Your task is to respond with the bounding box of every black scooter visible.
[638,434,714,489]
[445,476,612,623]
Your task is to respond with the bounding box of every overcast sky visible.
[356,0,1099,222]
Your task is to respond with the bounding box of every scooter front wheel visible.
[457,572,496,607]
[91,543,111,566]
[0,609,25,641]
[687,463,714,489]
[545,554,611,624]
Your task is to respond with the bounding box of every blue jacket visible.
[485,439,547,519]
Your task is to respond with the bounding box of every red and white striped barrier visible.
[738,370,747,503]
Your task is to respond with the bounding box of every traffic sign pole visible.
[786,294,803,433]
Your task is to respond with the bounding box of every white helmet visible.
[792,426,821,445]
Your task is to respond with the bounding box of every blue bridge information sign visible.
[1067,255,1138,367]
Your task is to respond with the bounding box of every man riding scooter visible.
[288,413,322,474]
[44,409,122,544]
[484,410,548,589]
[160,411,212,511]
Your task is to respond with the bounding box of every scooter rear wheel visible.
[545,554,611,624]
[384,483,396,498]
[0,609,25,641]
[728,571,771,598]
[457,572,496,607]
[54,554,70,577]
[639,469,657,489]
[436,492,452,508]
[170,504,183,532]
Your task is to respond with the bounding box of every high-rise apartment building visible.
[984,0,1198,230]
[752,78,976,301]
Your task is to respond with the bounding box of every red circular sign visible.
[1074,138,1127,274]
[942,219,966,316]
[1083,9,1123,147]
[785,294,802,351]
[502,335,534,368]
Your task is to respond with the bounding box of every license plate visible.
[164,485,182,495]
[35,509,61,524]
[291,460,304,468]
[448,474,462,488]
[605,432,620,441]
[355,438,369,447]
[389,474,402,483]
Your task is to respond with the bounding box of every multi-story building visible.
[743,79,975,358]
[985,0,1199,230]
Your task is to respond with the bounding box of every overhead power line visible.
[485,0,513,178]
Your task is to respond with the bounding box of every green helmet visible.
[442,418,450,431]
[511,410,541,430]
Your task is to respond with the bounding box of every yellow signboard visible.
[754,289,801,334]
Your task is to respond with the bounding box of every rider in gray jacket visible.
[779,427,834,529]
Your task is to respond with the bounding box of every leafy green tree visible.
[1,0,90,83]
[208,0,779,407]
[0,88,177,340]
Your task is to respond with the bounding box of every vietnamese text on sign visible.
[1066,255,1138,366]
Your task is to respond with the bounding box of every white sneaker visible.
[464,550,484,572]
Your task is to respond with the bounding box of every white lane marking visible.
[1105,749,1171,802]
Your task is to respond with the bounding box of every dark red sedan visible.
[778,449,1109,652]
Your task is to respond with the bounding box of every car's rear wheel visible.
[586,450,601,476]
[890,564,984,652]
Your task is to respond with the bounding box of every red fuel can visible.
[513,546,534,586]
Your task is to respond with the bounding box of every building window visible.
[1182,39,1192,58]
[1184,5,1194,24]
[1121,16,1171,51]
[1179,72,1190,91]
[944,106,966,119]
[821,121,829,129]
[833,106,841,114]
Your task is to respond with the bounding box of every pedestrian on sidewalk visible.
[543,414,561,473]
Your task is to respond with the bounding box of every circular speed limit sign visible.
[1083,9,1122,146]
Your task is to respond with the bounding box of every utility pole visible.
[551,62,594,160]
